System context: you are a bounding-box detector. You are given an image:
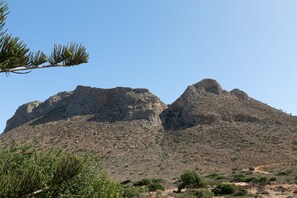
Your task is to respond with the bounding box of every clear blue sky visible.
[1,0,297,132]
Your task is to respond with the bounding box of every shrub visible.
[268,177,277,182]
[0,143,123,198]
[177,171,205,192]
[132,178,164,193]
[133,178,152,186]
[192,189,214,198]
[212,183,236,195]
[248,167,255,171]
[257,177,268,185]
[232,174,246,182]
[276,171,291,176]
[234,188,248,196]
[123,186,142,198]
[148,183,165,192]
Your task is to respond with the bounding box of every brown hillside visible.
[1,79,297,182]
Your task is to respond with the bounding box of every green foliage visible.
[192,189,214,198]
[248,167,255,171]
[269,177,277,182]
[212,183,236,195]
[0,143,122,197]
[147,183,165,192]
[177,171,205,192]
[123,186,143,198]
[0,1,88,74]
[232,173,268,185]
[132,178,164,193]
[133,178,152,186]
[234,188,248,196]
[276,170,291,176]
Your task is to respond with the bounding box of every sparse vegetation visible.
[132,178,164,193]
[234,188,248,196]
[148,182,165,192]
[123,186,143,198]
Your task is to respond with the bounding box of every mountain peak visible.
[192,78,223,95]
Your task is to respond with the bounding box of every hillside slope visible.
[1,79,297,181]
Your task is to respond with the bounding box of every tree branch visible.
[0,63,87,73]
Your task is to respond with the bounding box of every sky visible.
[1,0,297,132]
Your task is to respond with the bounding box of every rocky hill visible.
[1,79,297,182]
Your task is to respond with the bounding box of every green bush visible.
[192,189,214,198]
[212,183,236,195]
[0,143,123,198]
[123,186,142,198]
[276,171,291,176]
[248,167,255,171]
[254,177,268,185]
[268,177,276,182]
[234,188,248,196]
[148,183,165,192]
[133,178,152,186]
[177,171,205,192]
[232,174,246,182]
[132,178,164,193]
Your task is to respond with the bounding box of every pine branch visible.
[0,1,89,75]
[0,42,89,74]
[0,1,8,36]
[51,154,83,186]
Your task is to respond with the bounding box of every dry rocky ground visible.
[1,79,297,197]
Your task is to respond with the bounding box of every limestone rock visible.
[230,89,249,100]
[4,86,166,132]
[161,79,224,129]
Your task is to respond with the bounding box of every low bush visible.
[268,177,277,182]
[148,183,165,192]
[133,178,152,186]
[123,186,143,198]
[192,189,214,198]
[132,178,164,193]
[212,183,236,195]
[177,171,205,192]
[234,188,248,196]
[248,167,255,171]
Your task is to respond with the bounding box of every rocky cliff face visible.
[4,86,166,132]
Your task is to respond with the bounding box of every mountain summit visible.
[1,79,297,181]
[162,78,295,129]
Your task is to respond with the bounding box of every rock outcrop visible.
[161,79,296,129]
[4,86,166,132]
[230,88,249,100]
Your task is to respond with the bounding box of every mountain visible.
[1,79,297,182]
